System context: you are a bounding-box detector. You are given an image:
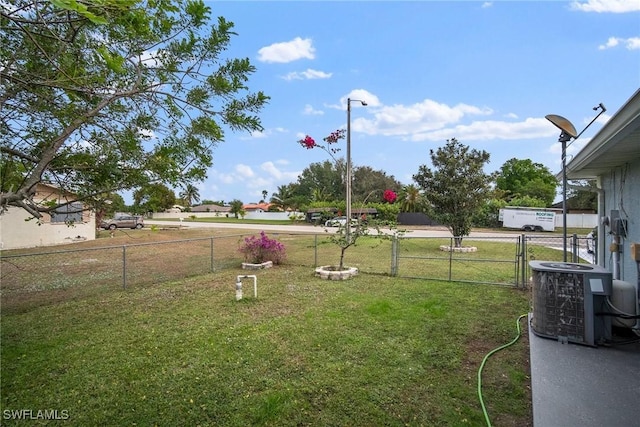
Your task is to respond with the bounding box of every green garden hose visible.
[477,313,528,427]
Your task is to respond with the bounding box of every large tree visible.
[295,160,345,202]
[229,199,245,219]
[133,183,175,213]
[567,179,598,211]
[413,138,493,247]
[351,166,402,203]
[1,0,268,218]
[495,158,558,207]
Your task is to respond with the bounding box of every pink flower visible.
[300,135,316,149]
[383,189,397,204]
[297,129,345,162]
[324,129,345,144]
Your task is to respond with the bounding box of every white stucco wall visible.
[599,157,640,283]
[0,206,96,250]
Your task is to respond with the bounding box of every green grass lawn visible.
[1,264,532,426]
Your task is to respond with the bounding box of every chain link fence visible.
[2,231,595,308]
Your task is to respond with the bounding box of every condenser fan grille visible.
[531,270,586,343]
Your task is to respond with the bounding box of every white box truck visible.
[499,208,556,232]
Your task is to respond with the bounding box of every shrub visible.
[238,231,286,264]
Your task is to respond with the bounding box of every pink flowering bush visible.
[383,189,397,204]
[239,231,286,264]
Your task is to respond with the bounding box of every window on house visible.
[51,201,84,223]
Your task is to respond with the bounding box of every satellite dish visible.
[545,114,578,139]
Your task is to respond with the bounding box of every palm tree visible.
[399,184,422,212]
[311,187,331,202]
[179,183,200,207]
[270,184,298,211]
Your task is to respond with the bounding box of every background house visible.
[0,183,96,250]
[243,202,272,213]
[190,204,231,214]
[565,88,640,284]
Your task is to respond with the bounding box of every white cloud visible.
[139,49,163,67]
[340,90,381,109]
[353,98,494,137]
[235,164,255,179]
[282,69,332,80]
[600,36,620,49]
[246,176,272,189]
[407,117,556,142]
[214,171,235,184]
[260,161,300,181]
[303,104,324,115]
[481,2,493,8]
[599,36,640,50]
[570,0,640,13]
[248,127,288,139]
[249,130,268,138]
[257,37,315,63]
[628,37,640,49]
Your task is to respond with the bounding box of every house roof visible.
[243,202,271,211]
[191,204,230,212]
[565,89,640,179]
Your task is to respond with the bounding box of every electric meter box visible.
[631,243,640,261]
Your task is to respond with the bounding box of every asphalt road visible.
[144,219,523,239]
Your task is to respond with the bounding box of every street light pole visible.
[346,98,367,241]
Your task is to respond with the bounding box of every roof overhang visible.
[565,89,640,180]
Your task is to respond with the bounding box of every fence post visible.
[314,234,318,267]
[572,233,578,263]
[391,235,398,277]
[520,234,527,288]
[122,245,127,289]
[210,237,214,272]
[514,235,521,288]
[448,237,453,282]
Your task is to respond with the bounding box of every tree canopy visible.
[495,158,557,207]
[229,199,244,218]
[567,179,598,211]
[413,138,493,247]
[1,0,268,218]
[133,183,176,213]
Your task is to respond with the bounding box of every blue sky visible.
[183,0,639,205]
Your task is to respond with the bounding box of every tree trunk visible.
[339,246,347,270]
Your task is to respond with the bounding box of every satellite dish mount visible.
[545,103,606,262]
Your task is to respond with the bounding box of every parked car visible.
[101,215,144,230]
[324,216,358,227]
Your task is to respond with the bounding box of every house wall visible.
[0,206,96,250]
[599,158,640,283]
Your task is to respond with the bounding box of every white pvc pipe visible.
[236,275,258,299]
